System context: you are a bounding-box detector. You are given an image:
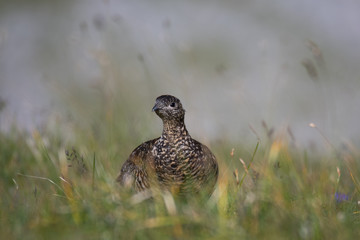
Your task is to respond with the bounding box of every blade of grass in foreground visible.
[238,141,259,188]
[17,173,64,194]
[92,152,96,191]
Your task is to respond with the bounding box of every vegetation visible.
[1,115,359,239]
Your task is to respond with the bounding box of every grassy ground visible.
[1,120,360,240]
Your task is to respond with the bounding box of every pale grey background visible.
[0,0,359,150]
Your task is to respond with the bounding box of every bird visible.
[117,95,218,197]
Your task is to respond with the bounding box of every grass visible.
[0,6,358,237]
[1,117,360,239]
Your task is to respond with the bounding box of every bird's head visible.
[152,95,185,122]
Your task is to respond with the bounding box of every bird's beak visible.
[152,103,160,112]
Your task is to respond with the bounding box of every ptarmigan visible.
[117,95,218,197]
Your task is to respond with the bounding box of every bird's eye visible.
[170,102,176,108]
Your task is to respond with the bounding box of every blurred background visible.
[0,0,359,151]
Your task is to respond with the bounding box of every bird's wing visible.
[191,140,219,193]
[116,138,159,191]
[191,140,218,171]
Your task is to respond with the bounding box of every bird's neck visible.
[161,120,189,141]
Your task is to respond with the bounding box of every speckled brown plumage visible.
[117,95,218,197]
